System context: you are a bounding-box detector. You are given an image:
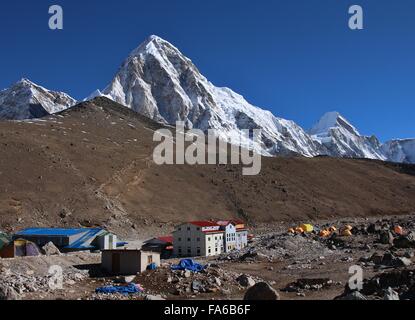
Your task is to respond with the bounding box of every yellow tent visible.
[300,224,314,233]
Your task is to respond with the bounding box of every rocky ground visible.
[1,214,415,300]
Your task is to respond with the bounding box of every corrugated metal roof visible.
[216,220,233,226]
[15,228,102,237]
[190,221,219,227]
[64,228,105,249]
[157,236,173,243]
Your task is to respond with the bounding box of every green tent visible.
[0,232,11,250]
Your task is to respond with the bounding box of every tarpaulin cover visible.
[170,259,207,272]
[147,263,157,270]
[95,283,143,295]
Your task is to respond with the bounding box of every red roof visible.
[157,236,173,244]
[189,221,219,227]
[216,220,247,231]
[216,220,232,226]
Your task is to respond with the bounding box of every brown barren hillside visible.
[0,98,414,235]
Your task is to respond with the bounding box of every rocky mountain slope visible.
[1,97,414,235]
[0,79,76,120]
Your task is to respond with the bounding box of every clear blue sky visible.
[0,0,414,141]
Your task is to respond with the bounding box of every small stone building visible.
[101,249,160,275]
[142,236,173,259]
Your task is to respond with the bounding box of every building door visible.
[108,236,113,250]
[112,253,121,273]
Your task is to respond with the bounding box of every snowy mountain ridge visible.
[0,78,76,120]
[0,35,413,164]
[309,111,386,160]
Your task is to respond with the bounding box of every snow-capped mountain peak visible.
[129,35,183,57]
[101,35,323,156]
[310,111,360,136]
[0,79,76,120]
[309,111,385,160]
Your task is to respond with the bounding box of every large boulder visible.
[244,282,280,300]
[336,291,368,300]
[379,231,394,245]
[393,235,415,249]
[41,242,61,256]
[393,257,412,268]
[236,274,256,288]
[384,287,400,300]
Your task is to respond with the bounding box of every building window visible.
[197,238,200,242]
[215,248,218,252]
[215,236,217,241]
[178,227,182,231]
[187,227,191,231]
[197,248,201,255]
[208,237,211,241]
[187,238,191,242]
[147,255,153,264]
[178,238,182,242]
[196,227,200,231]
[208,248,211,254]
[187,248,191,254]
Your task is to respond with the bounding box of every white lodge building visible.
[233,220,249,250]
[173,221,224,257]
[217,220,249,252]
[217,221,237,253]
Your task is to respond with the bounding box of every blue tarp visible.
[65,228,104,249]
[95,283,143,295]
[170,259,207,272]
[147,263,157,270]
